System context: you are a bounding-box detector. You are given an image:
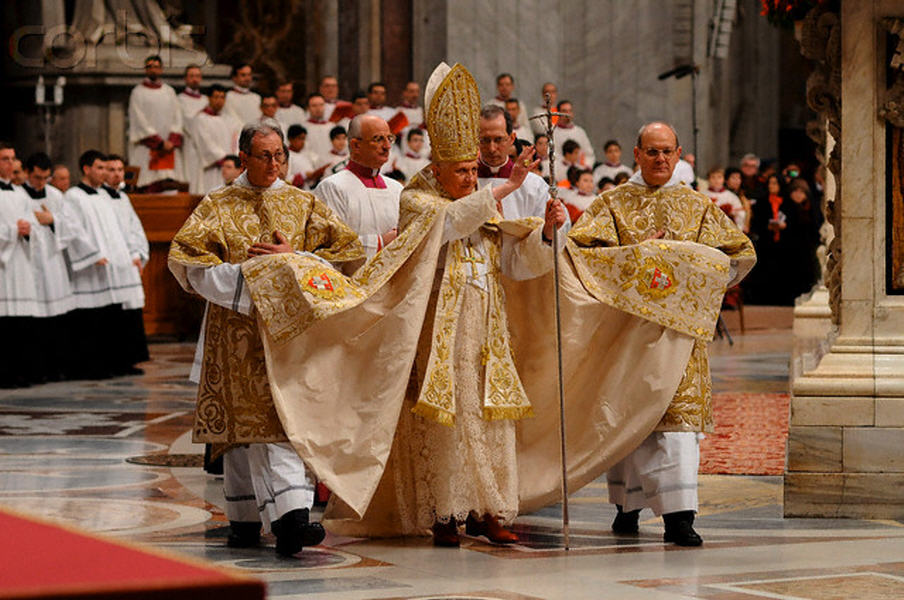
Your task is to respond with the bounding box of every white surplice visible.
[21,183,75,316]
[64,183,143,309]
[287,149,317,189]
[275,104,307,134]
[104,186,148,310]
[128,82,183,186]
[304,120,335,168]
[554,123,597,169]
[393,152,430,182]
[314,169,403,258]
[224,87,262,127]
[188,109,241,194]
[592,162,633,184]
[0,183,39,316]
[178,88,209,185]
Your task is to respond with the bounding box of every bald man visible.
[314,114,403,258]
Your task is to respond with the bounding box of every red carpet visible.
[0,506,264,599]
[699,392,790,475]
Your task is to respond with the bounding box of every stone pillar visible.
[786,0,904,519]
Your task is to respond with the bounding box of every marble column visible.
[786,0,904,519]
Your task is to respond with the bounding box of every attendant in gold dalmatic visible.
[168,122,364,557]
[569,122,756,546]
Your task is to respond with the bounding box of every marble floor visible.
[2,307,904,599]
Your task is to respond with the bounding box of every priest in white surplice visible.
[64,150,146,379]
[21,152,78,380]
[393,129,430,182]
[188,85,241,194]
[476,105,570,236]
[315,115,403,258]
[21,152,75,320]
[303,93,335,168]
[365,82,396,122]
[178,65,208,121]
[592,139,633,184]
[489,73,530,131]
[178,65,208,185]
[104,154,150,373]
[275,81,307,134]
[553,100,596,169]
[224,63,262,127]
[529,82,559,136]
[0,143,41,388]
[128,55,184,187]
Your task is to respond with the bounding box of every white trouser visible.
[223,443,316,532]
[606,431,700,516]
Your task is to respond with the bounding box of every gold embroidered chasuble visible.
[233,168,738,532]
[167,183,364,446]
[568,181,756,432]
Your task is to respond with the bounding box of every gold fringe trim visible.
[411,401,456,427]
[482,405,535,421]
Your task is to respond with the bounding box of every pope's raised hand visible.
[492,146,540,203]
[508,146,540,188]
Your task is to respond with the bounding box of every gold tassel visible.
[482,405,536,421]
[411,402,456,427]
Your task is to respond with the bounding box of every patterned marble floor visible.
[2,308,904,599]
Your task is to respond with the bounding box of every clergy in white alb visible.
[178,66,209,185]
[128,55,184,187]
[529,82,559,136]
[224,63,262,127]
[104,154,150,370]
[188,85,241,194]
[0,144,41,387]
[553,100,596,169]
[394,129,430,182]
[315,115,403,258]
[64,150,146,378]
[275,81,307,134]
[303,94,336,167]
[592,140,633,184]
[489,73,530,131]
[365,82,397,122]
[286,125,325,190]
[21,153,76,319]
[476,105,570,234]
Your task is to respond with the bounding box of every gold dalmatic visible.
[425,63,481,162]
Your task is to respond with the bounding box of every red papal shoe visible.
[432,519,460,547]
[466,513,519,544]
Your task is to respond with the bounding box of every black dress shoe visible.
[611,505,640,535]
[272,508,326,556]
[662,510,703,546]
[227,521,262,548]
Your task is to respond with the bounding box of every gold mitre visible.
[424,62,481,162]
